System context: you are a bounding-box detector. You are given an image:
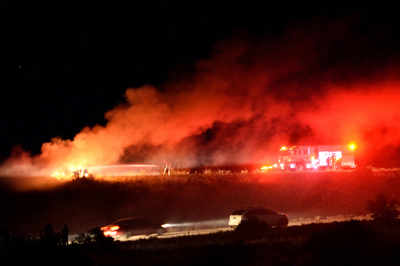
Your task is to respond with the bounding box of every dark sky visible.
[2,1,400,175]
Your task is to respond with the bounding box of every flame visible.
[51,164,160,180]
[261,165,273,171]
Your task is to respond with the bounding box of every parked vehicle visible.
[101,218,167,239]
[229,207,289,228]
[278,144,356,171]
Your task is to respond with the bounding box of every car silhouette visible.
[229,207,289,228]
[101,218,167,239]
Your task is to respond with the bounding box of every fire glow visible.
[52,164,159,180]
[2,17,400,179]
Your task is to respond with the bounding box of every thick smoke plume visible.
[2,17,400,176]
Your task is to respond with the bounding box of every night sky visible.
[2,1,400,175]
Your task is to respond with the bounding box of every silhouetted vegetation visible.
[74,227,113,245]
[2,219,400,265]
[307,220,379,265]
[366,193,400,221]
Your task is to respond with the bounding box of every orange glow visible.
[103,230,117,236]
[101,225,119,231]
[3,18,400,178]
[101,225,120,237]
[51,171,65,180]
[261,165,273,171]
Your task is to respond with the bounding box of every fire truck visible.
[278,144,356,171]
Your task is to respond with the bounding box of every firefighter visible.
[61,224,69,245]
[337,158,342,170]
[73,170,79,179]
[163,161,167,175]
[332,153,337,170]
[44,223,54,239]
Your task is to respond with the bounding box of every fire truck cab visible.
[278,144,356,171]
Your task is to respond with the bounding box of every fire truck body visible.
[278,145,356,171]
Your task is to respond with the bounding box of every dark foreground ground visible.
[1,170,400,265]
[1,219,400,266]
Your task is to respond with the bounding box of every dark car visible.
[101,218,167,239]
[229,207,289,228]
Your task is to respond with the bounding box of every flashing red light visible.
[101,225,120,237]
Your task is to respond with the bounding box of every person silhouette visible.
[44,223,54,239]
[61,224,69,245]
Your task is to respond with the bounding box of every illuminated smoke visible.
[2,16,400,176]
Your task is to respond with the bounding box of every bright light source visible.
[159,219,228,229]
[261,165,273,171]
[103,231,117,236]
[349,144,356,150]
[280,147,287,151]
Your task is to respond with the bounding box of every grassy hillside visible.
[1,169,399,236]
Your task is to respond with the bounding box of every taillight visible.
[101,225,120,236]
[104,230,117,236]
